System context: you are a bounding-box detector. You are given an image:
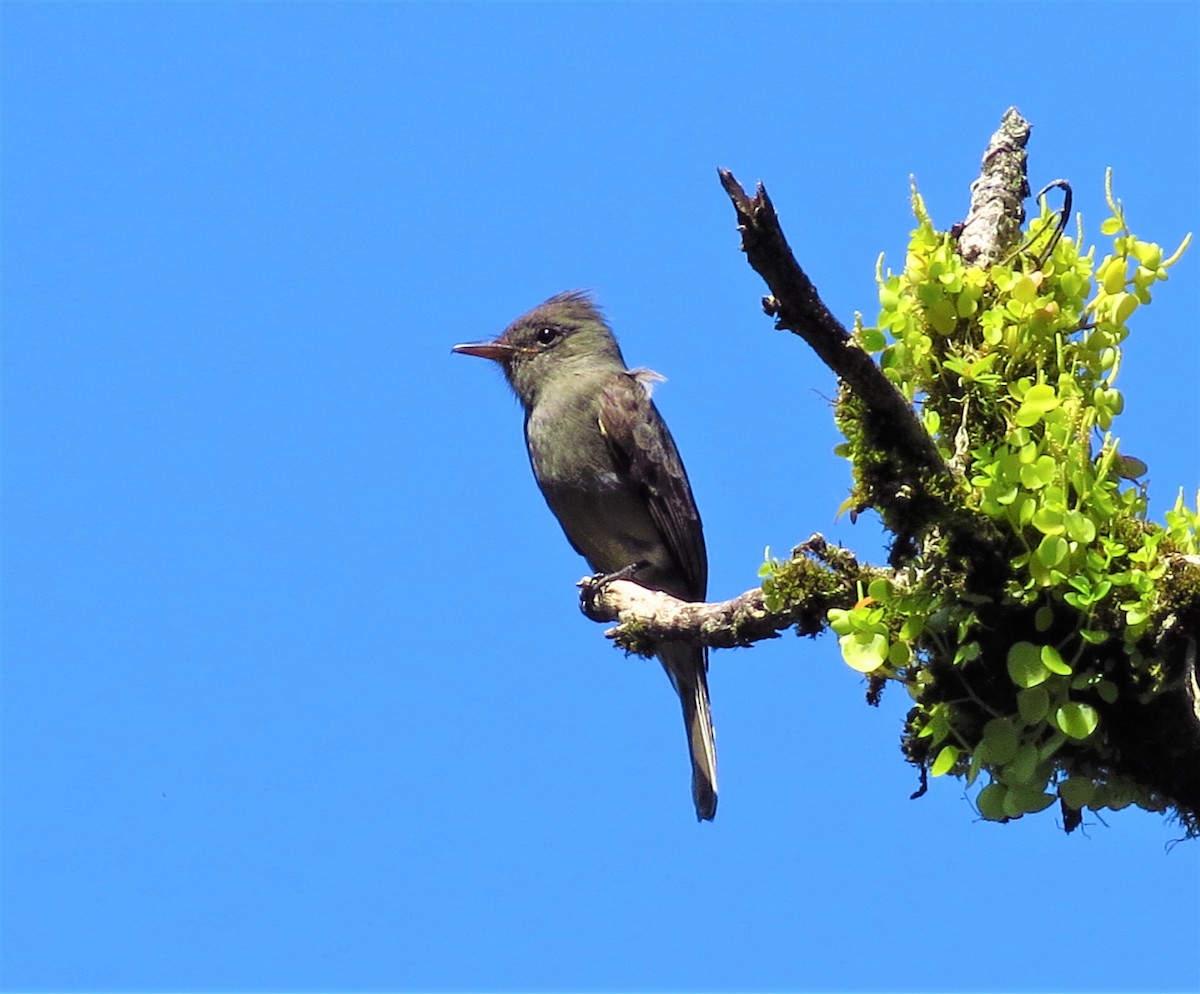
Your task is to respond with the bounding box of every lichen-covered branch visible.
[579,580,798,653]
[957,107,1031,267]
[579,535,874,653]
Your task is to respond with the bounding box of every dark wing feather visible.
[596,371,707,600]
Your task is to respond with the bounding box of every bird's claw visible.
[577,561,646,616]
[596,561,645,586]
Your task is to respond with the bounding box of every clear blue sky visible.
[3,3,1198,991]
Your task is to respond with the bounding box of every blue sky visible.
[3,3,1198,991]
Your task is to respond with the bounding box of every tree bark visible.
[956,106,1031,267]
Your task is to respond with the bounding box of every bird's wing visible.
[596,370,707,599]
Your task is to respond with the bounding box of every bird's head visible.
[453,291,625,407]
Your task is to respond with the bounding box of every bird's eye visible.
[535,326,560,346]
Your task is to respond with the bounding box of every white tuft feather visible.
[630,367,666,398]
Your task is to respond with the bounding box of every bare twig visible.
[717,168,949,481]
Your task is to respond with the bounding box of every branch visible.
[717,168,949,481]
[956,106,1031,267]
[580,581,798,652]
[717,162,1012,582]
[579,535,872,652]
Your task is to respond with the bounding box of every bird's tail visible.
[659,642,718,821]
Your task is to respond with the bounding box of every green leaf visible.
[1059,777,1095,809]
[867,578,892,602]
[953,641,981,665]
[1131,238,1162,268]
[964,748,982,787]
[1017,685,1050,723]
[1022,382,1059,411]
[1014,494,1036,527]
[1006,743,1040,785]
[827,609,852,635]
[1125,604,1149,626]
[1021,456,1058,489]
[1003,786,1056,817]
[1036,534,1069,568]
[976,783,1008,821]
[1040,644,1072,675]
[1032,506,1065,535]
[839,632,889,673]
[979,717,1018,765]
[922,708,949,744]
[1113,291,1138,324]
[1056,701,1100,740]
[1016,384,1060,427]
[926,298,957,335]
[931,745,959,777]
[1011,275,1039,304]
[1063,510,1097,543]
[981,310,1006,345]
[1007,641,1048,688]
[1102,257,1127,293]
[1097,680,1119,704]
[860,328,887,352]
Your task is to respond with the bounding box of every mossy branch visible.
[579,534,876,651]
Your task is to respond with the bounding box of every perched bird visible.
[453,291,717,820]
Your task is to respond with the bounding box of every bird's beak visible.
[452,340,513,362]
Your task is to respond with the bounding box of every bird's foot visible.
[594,560,647,587]
[577,561,647,618]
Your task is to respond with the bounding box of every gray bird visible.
[453,291,717,821]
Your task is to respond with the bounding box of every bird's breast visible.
[524,396,667,577]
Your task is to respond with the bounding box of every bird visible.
[453,290,717,820]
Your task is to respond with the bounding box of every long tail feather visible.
[659,643,718,821]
